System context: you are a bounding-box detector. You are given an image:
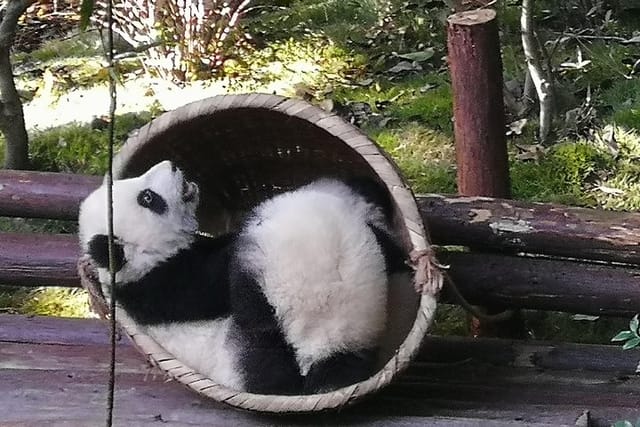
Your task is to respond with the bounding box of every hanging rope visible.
[104,0,118,424]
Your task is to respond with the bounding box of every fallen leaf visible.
[388,61,422,74]
[396,48,435,62]
[506,118,527,136]
[357,78,374,86]
[419,83,437,93]
[595,185,624,195]
[572,314,600,321]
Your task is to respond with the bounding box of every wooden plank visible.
[0,356,630,426]
[3,315,639,375]
[2,315,640,425]
[0,233,80,287]
[420,194,640,264]
[0,171,101,220]
[0,314,120,346]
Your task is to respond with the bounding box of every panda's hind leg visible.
[229,267,304,395]
[303,349,378,394]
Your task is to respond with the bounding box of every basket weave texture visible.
[79,93,440,413]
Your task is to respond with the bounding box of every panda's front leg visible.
[228,269,304,395]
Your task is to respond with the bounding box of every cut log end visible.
[447,8,497,26]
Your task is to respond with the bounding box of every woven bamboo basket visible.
[79,93,441,413]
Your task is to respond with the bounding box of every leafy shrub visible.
[612,315,640,350]
[29,112,154,174]
[95,0,252,81]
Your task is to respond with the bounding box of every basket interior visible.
[114,103,421,386]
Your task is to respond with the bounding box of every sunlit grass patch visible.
[587,126,640,211]
[224,36,357,94]
[371,122,456,194]
[27,111,154,174]
[334,74,453,132]
[0,286,91,318]
[511,141,613,205]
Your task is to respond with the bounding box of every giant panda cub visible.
[78,160,410,394]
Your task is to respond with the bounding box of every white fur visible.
[145,318,242,390]
[238,179,389,374]
[78,160,199,288]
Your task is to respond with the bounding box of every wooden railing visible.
[1,170,639,316]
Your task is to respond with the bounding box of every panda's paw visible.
[77,255,110,319]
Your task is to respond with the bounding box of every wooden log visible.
[2,233,639,316]
[440,252,640,317]
[0,170,639,266]
[447,9,510,198]
[419,194,640,265]
[0,233,81,287]
[0,170,101,220]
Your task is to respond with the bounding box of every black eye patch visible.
[137,189,168,215]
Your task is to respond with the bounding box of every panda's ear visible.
[87,234,126,272]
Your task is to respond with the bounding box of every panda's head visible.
[79,160,200,287]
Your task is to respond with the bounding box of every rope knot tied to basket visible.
[410,248,446,296]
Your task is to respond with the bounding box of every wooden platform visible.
[2,314,639,426]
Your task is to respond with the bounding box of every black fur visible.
[304,349,378,393]
[344,176,410,273]
[368,224,411,275]
[88,234,126,272]
[137,188,168,215]
[345,176,396,224]
[114,234,235,325]
[228,237,303,395]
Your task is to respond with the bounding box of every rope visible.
[104,0,118,423]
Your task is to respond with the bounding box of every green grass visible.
[13,31,102,64]
[0,286,91,318]
[26,111,155,174]
[224,35,357,94]
[371,122,456,193]
[0,217,76,234]
[512,142,614,204]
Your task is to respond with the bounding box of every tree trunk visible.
[0,0,35,170]
[521,0,554,144]
[447,9,511,198]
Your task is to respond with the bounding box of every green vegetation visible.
[611,315,640,350]
[0,286,90,317]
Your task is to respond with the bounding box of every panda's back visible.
[236,179,389,373]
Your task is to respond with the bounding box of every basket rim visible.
[92,93,440,413]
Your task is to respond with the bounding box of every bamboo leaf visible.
[630,314,639,333]
[622,337,640,350]
[612,330,634,342]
